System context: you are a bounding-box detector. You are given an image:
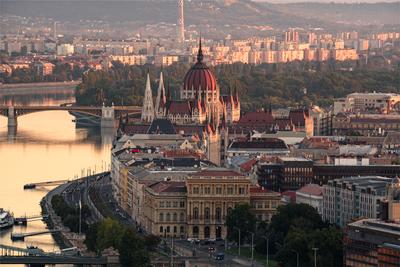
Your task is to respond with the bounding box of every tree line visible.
[75,60,400,111]
[51,195,160,267]
[226,203,343,267]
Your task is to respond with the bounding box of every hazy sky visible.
[254,0,399,2]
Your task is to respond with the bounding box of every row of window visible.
[191,207,227,221]
[192,186,246,195]
[159,201,185,208]
[159,212,185,222]
[251,201,278,209]
[160,225,185,234]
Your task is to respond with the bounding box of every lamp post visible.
[233,227,241,256]
[291,249,299,267]
[251,233,254,267]
[312,247,319,267]
[261,235,270,267]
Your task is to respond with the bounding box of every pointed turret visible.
[197,36,204,63]
[155,72,166,117]
[141,71,155,122]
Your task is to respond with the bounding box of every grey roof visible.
[147,119,177,135]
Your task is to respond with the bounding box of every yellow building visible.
[186,170,251,239]
[139,168,282,239]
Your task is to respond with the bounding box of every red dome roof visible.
[183,40,217,94]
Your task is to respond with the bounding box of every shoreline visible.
[0,81,80,90]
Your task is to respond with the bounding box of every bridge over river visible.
[0,105,141,128]
[0,244,111,266]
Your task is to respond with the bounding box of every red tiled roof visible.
[250,185,273,194]
[167,100,192,115]
[289,109,308,126]
[239,158,258,172]
[282,191,296,202]
[149,181,187,193]
[238,111,274,125]
[296,184,323,196]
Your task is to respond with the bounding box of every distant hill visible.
[1,0,332,33]
[2,0,399,37]
[270,2,400,25]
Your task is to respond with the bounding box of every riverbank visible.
[0,81,80,89]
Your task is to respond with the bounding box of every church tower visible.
[155,72,166,118]
[141,72,155,122]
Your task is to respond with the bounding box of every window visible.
[166,226,170,233]
[166,201,171,208]
[180,201,185,208]
[239,187,245,195]
[227,187,234,195]
[216,187,222,194]
[160,226,163,233]
[180,226,184,233]
[173,201,178,207]
[159,213,164,222]
[174,226,177,233]
[227,207,233,214]
[216,207,221,221]
[193,207,199,220]
[193,187,200,194]
[180,212,185,222]
[159,201,165,208]
[173,213,177,222]
[205,187,211,194]
[166,213,171,222]
[205,207,210,220]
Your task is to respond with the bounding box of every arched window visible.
[159,213,164,222]
[180,212,185,222]
[193,226,199,237]
[216,207,221,221]
[227,207,233,215]
[173,213,178,222]
[205,207,210,220]
[193,207,199,220]
[166,213,171,222]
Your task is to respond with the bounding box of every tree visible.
[225,203,256,244]
[119,228,149,267]
[257,203,343,267]
[96,218,125,252]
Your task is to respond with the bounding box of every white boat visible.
[0,208,14,230]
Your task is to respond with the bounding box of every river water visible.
[0,86,112,265]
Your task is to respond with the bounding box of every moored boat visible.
[0,208,14,230]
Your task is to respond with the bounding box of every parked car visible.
[215,252,225,260]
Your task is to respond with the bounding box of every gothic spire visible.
[155,71,166,114]
[141,72,155,122]
[197,35,203,63]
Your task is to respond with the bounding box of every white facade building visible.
[296,184,323,215]
[323,176,392,227]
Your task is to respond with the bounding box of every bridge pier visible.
[101,106,116,128]
[7,106,17,128]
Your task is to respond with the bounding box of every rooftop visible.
[296,184,323,197]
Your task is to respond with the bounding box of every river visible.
[0,85,112,266]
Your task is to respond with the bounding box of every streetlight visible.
[233,226,241,256]
[291,249,299,267]
[251,232,255,267]
[312,247,319,267]
[261,235,270,267]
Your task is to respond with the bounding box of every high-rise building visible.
[177,0,185,43]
